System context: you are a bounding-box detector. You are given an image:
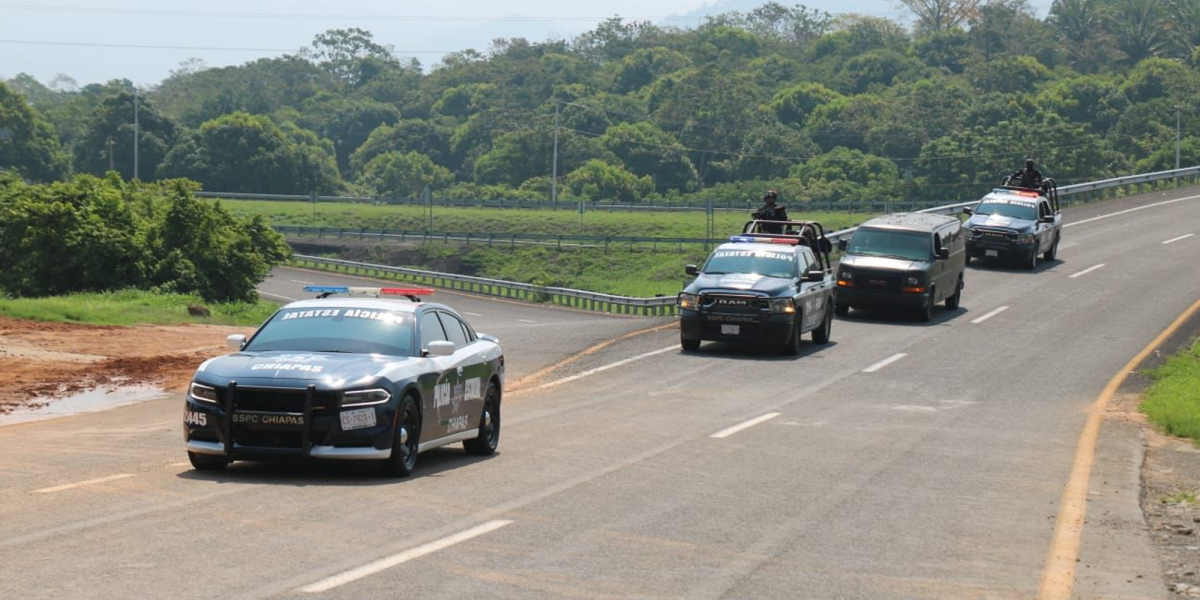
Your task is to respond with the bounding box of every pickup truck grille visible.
[701,294,765,313]
[973,227,1017,242]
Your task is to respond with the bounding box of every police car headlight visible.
[963,227,974,239]
[342,389,391,408]
[768,298,796,314]
[1017,233,1035,244]
[678,292,699,309]
[189,382,219,404]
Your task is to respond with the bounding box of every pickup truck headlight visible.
[963,226,974,239]
[678,292,699,309]
[343,389,391,408]
[189,382,219,404]
[768,298,796,314]
[1017,233,1035,244]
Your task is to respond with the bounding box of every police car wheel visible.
[681,335,700,352]
[464,383,500,456]
[1044,236,1059,261]
[382,395,420,478]
[812,306,832,344]
[782,317,803,355]
[1024,248,1038,270]
[187,451,229,471]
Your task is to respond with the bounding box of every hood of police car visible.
[689,272,793,296]
[197,351,417,383]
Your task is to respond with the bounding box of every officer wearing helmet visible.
[752,190,789,234]
[1009,159,1044,190]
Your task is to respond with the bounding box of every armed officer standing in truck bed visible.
[752,190,789,234]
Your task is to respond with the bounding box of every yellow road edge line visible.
[507,322,678,393]
[1037,297,1200,600]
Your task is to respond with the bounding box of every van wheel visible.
[463,383,500,456]
[187,451,229,471]
[834,302,850,317]
[918,293,934,322]
[812,305,832,344]
[944,276,962,310]
[1043,235,1059,261]
[381,394,420,478]
[782,317,803,355]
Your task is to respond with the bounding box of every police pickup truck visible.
[183,286,504,478]
[678,220,835,355]
[963,184,1062,269]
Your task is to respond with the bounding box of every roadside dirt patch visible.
[0,317,247,414]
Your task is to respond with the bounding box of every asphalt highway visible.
[2,187,1199,599]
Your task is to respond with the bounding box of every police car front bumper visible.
[679,309,797,345]
[183,385,398,461]
[966,239,1036,260]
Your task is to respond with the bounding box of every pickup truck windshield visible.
[245,308,414,356]
[703,249,796,279]
[846,228,932,262]
[975,201,1037,221]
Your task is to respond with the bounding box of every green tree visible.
[307,28,399,87]
[600,122,697,192]
[1109,0,1170,63]
[473,130,612,187]
[768,82,843,128]
[968,56,1052,94]
[0,82,70,181]
[350,118,454,176]
[160,112,341,194]
[359,151,454,198]
[899,0,983,34]
[74,90,179,180]
[610,47,692,92]
[300,97,401,173]
[789,147,902,201]
[564,159,653,202]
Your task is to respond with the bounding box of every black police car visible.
[963,185,1062,269]
[835,212,966,322]
[183,286,504,477]
[678,220,835,355]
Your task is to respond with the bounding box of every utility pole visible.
[1176,104,1182,171]
[106,137,115,171]
[551,104,560,210]
[133,86,140,180]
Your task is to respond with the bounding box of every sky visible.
[0,0,921,88]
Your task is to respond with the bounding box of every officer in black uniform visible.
[1009,159,1043,190]
[752,190,789,234]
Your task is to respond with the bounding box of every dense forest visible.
[3,0,1200,205]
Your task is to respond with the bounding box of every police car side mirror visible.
[961,207,973,216]
[685,264,699,276]
[937,247,951,260]
[837,239,848,252]
[803,269,825,283]
[1039,216,1055,224]
[226,334,246,349]
[425,341,456,357]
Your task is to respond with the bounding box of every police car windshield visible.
[703,248,796,279]
[975,201,1037,220]
[846,228,932,262]
[245,308,414,356]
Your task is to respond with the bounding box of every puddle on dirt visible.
[0,384,166,426]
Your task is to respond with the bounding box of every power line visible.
[0,39,452,54]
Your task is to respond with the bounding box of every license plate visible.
[721,324,740,335]
[340,408,377,431]
[868,279,887,287]
[985,249,999,257]
[232,412,305,431]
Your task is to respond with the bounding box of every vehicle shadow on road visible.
[966,257,1063,275]
[680,340,839,362]
[837,305,967,326]
[175,448,498,486]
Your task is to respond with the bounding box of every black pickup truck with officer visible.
[963,184,1063,269]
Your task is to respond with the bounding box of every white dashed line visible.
[1162,233,1195,245]
[298,520,514,593]
[463,312,483,317]
[863,353,907,373]
[971,306,1010,324]
[1068,264,1106,279]
[710,413,782,439]
[517,319,538,324]
[1063,194,1200,228]
[34,474,135,494]
[258,291,298,302]
[288,279,314,285]
[533,346,677,391]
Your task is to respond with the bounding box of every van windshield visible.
[846,228,932,262]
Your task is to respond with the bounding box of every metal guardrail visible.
[277,226,724,251]
[286,166,1200,316]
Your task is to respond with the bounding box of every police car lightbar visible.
[729,235,800,245]
[302,286,435,301]
[994,187,1041,198]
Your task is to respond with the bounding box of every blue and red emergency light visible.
[994,188,1041,198]
[303,286,435,300]
[729,235,800,245]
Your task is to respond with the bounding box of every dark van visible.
[834,213,966,322]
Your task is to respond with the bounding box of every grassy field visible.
[0,290,279,326]
[1141,337,1200,444]
[214,198,872,239]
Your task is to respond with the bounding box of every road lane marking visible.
[971,306,1010,324]
[463,312,483,317]
[33,474,135,494]
[518,319,538,324]
[288,279,314,285]
[1063,194,1200,228]
[298,520,514,593]
[258,291,297,302]
[1163,233,1195,245]
[532,346,676,392]
[862,353,907,373]
[1068,264,1105,279]
[1038,297,1200,600]
[710,413,782,439]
